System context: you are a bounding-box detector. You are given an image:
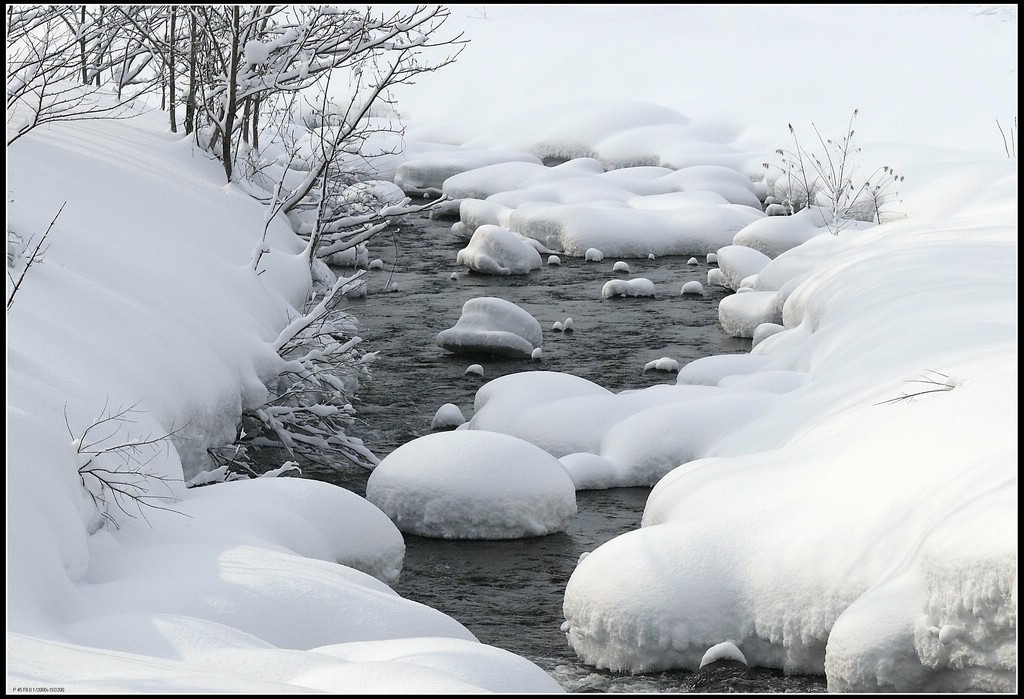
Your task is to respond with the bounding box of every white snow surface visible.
[559,193,1017,688]
[7,3,1017,694]
[6,111,563,693]
[365,431,577,539]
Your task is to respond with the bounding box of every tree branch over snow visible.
[5,5,161,145]
[6,201,64,313]
[66,400,191,530]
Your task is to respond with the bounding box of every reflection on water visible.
[305,215,825,692]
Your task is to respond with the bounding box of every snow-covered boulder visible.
[436,297,543,358]
[431,403,466,430]
[365,431,577,539]
[456,224,543,275]
[602,278,656,298]
[715,245,772,291]
[718,290,783,338]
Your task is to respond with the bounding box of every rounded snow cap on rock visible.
[365,431,577,539]
[613,261,630,273]
[464,363,484,376]
[547,255,562,266]
[644,357,679,372]
[431,403,466,430]
[585,248,604,262]
[681,280,704,295]
[699,641,747,669]
[602,278,656,298]
[436,296,543,358]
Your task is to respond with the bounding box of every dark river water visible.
[308,213,827,693]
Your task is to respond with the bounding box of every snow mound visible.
[602,278,656,298]
[715,245,772,291]
[558,452,635,491]
[676,353,770,386]
[644,357,679,372]
[436,297,543,358]
[681,281,704,295]
[718,290,783,338]
[394,148,542,197]
[456,224,543,275]
[365,431,577,539]
[431,403,466,430]
[699,641,747,668]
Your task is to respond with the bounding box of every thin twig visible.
[7,201,65,313]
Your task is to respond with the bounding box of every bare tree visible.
[6,5,162,145]
[179,5,465,184]
[67,400,188,530]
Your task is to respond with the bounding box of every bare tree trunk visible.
[168,6,177,132]
[220,5,241,181]
[241,96,250,144]
[251,95,260,151]
[184,9,197,135]
[78,5,89,84]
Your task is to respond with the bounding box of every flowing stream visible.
[307,213,827,693]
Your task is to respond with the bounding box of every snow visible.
[680,281,704,295]
[5,106,561,693]
[431,403,466,430]
[456,224,543,275]
[699,641,747,669]
[394,148,541,197]
[602,278,656,299]
[643,357,679,373]
[6,2,1017,694]
[715,244,773,292]
[364,431,577,539]
[435,296,543,358]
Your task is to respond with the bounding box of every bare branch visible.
[7,201,64,313]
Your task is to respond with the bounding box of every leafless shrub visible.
[67,400,188,530]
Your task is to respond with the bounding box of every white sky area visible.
[394,4,1018,155]
[6,3,1018,694]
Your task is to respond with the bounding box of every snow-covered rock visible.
[436,297,543,358]
[365,431,577,539]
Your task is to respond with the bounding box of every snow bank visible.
[560,160,1017,689]
[5,111,565,693]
